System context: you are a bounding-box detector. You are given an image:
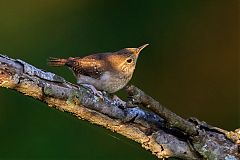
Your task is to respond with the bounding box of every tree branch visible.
[0,54,239,159]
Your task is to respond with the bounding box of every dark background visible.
[0,0,239,159]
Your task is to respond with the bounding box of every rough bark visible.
[0,54,239,159]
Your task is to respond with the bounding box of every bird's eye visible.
[127,58,133,63]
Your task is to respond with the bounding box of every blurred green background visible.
[0,0,238,159]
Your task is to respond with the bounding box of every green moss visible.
[44,86,54,96]
[67,90,80,106]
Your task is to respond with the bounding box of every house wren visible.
[48,44,148,95]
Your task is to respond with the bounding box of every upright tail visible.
[48,57,68,66]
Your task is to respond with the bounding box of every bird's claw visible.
[80,84,104,99]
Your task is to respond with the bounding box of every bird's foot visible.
[80,84,104,99]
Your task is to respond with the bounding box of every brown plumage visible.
[49,55,106,79]
[48,44,148,93]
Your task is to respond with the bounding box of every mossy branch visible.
[0,54,239,159]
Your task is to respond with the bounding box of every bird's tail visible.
[48,57,68,66]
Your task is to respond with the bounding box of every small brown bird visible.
[48,44,148,95]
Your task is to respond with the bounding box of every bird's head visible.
[115,44,149,74]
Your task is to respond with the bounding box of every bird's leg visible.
[80,83,103,99]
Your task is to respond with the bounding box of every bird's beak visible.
[135,44,149,55]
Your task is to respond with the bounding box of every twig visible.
[0,54,239,159]
[125,85,198,136]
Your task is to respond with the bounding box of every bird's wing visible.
[66,53,108,79]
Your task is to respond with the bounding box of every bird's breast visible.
[100,71,132,93]
[77,71,133,93]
